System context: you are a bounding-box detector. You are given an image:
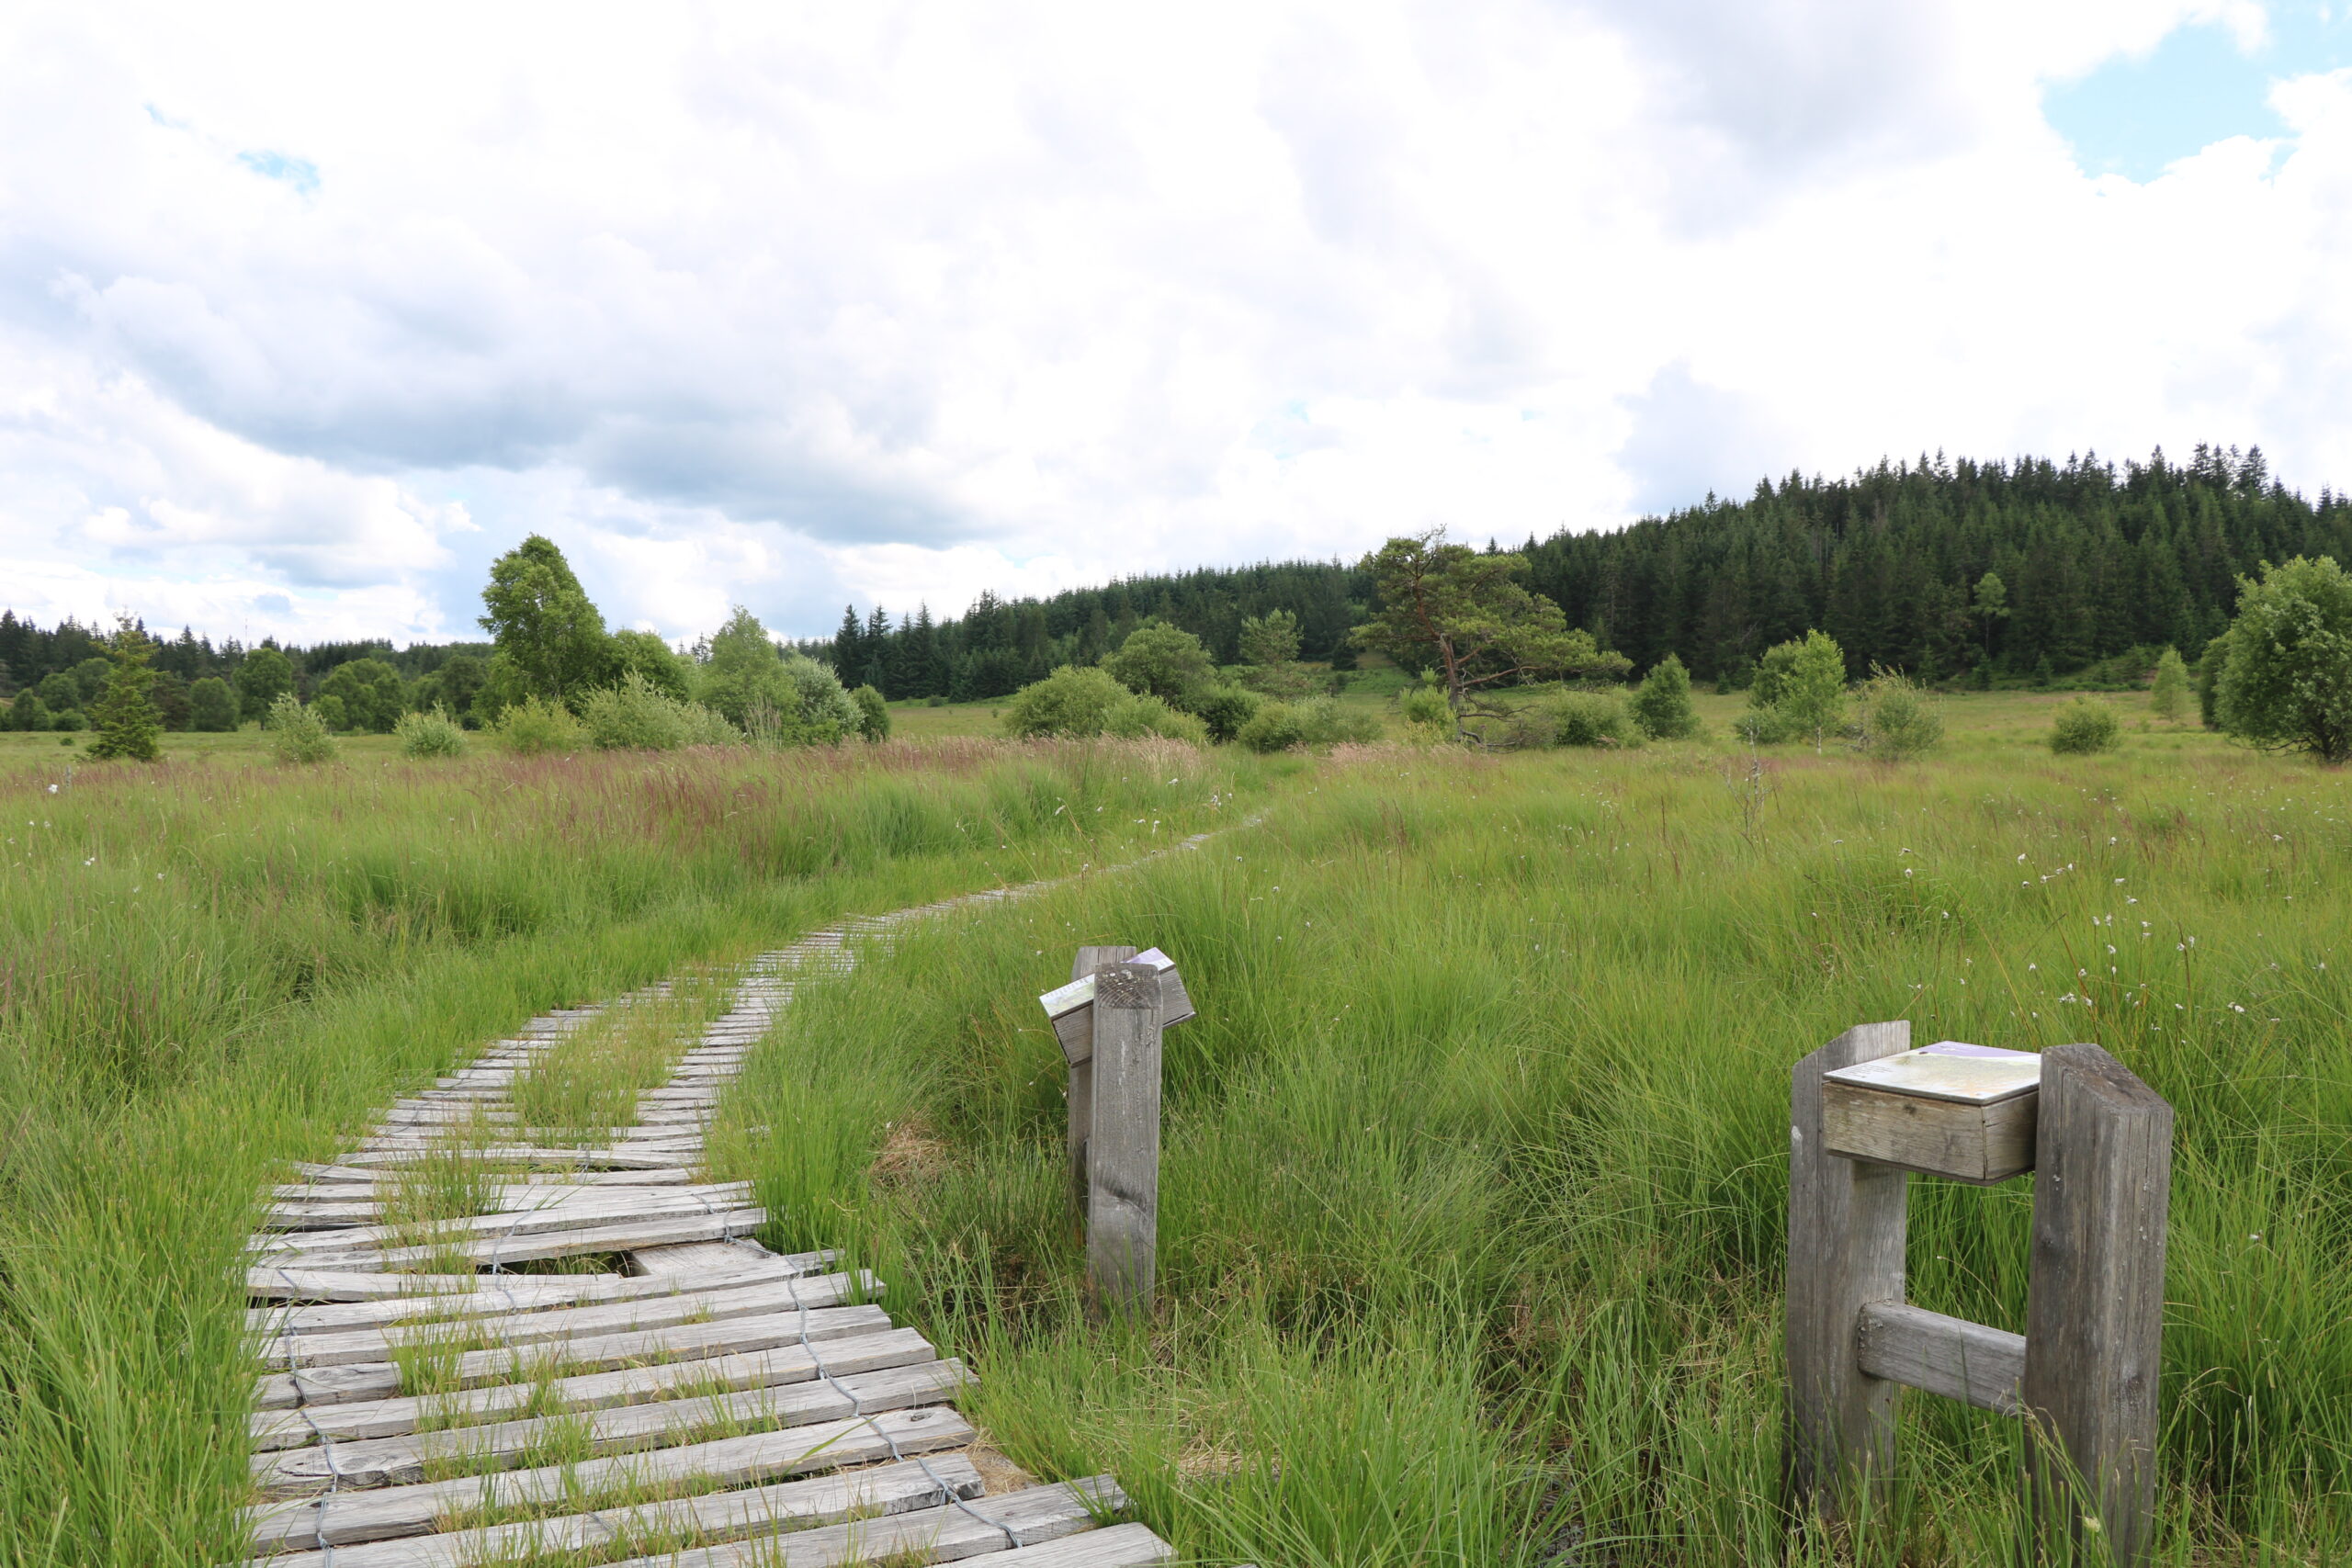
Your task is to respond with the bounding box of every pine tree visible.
[86,616,163,762]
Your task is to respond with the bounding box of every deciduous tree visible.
[2216,555,2352,763]
[479,536,616,706]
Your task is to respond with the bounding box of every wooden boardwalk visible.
[240,883,1173,1568]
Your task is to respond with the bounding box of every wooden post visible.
[1785,1019,1911,1521]
[1086,961,1163,1316]
[1066,945,1136,1223]
[2021,1044,2173,1566]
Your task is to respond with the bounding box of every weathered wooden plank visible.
[256,1352,967,1496]
[255,1189,753,1255]
[249,1250,835,1334]
[1087,963,1161,1316]
[629,1238,779,1277]
[255,1269,876,1369]
[330,1145,693,1171]
[255,1290,880,1409]
[1855,1301,2025,1415]
[249,1313,901,1447]
[1821,1080,2037,1185]
[2020,1044,2172,1567]
[255,1454,985,1568]
[1784,1020,1909,1521]
[252,1204,767,1274]
[273,1168,700,1200]
[595,1476,1125,1568]
[981,1524,1176,1568]
[265,1180,745,1229]
[245,1404,976,1554]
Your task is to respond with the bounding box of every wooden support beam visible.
[1087,962,1163,1317]
[2021,1044,2172,1567]
[1785,1019,1910,1521]
[1856,1301,2025,1415]
[1066,945,1136,1222]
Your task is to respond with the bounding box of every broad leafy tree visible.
[316,657,408,732]
[1102,622,1216,704]
[188,677,238,732]
[2216,555,2352,763]
[234,646,296,722]
[479,536,616,706]
[1354,530,1628,738]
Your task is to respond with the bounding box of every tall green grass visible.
[715,745,2352,1563]
[0,738,1260,1565]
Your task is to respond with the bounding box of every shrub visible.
[5,691,49,732]
[49,708,88,733]
[187,677,237,733]
[2049,697,2122,755]
[1003,667,1132,738]
[394,705,469,758]
[315,657,407,733]
[850,685,890,741]
[1732,706,1791,745]
[2148,647,2190,720]
[1185,683,1261,742]
[1629,653,1702,739]
[1237,697,1379,753]
[581,673,711,751]
[311,694,350,733]
[1751,630,1848,750]
[1545,691,1637,748]
[695,608,860,744]
[1102,694,1209,744]
[492,694,586,755]
[1855,670,1942,761]
[1399,683,1453,741]
[263,694,335,763]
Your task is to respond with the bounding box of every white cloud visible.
[0,0,2347,644]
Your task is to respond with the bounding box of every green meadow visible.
[4,694,2346,1563]
[0,738,1255,1565]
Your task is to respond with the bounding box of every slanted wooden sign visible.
[1822,1042,2041,1184]
[1039,947,1194,1064]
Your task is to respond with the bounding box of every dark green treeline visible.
[11,445,2346,705]
[1528,445,2352,682]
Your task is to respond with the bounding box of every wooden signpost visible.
[1787,1025,2173,1564]
[1044,945,1192,1317]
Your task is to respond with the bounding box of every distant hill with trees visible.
[8,443,2347,719]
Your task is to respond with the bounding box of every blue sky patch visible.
[237,149,320,195]
[2043,5,2352,181]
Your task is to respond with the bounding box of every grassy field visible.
[707,697,2348,1565]
[0,738,1263,1566]
[3,688,2316,1565]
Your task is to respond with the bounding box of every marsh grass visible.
[713,739,2352,1563]
[0,740,1252,1565]
[512,971,730,1147]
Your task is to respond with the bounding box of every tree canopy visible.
[479,535,616,707]
[2215,555,2352,763]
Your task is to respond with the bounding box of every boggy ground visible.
[714,733,2352,1565]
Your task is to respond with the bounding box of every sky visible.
[4,1,2351,647]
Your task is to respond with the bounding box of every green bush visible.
[492,694,587,755]
[1003,666,1132,738]
[1730,706,1790,745]
[187,677,237,733]
[850,685,890,741]
[2049,697,2122,754]
[5,690,49,731]
[263,694,335,763]
[1102,621,1216,703]
[2148,646,2191,721]
[1629,653,1702,739]
[1398,683,1452,741]
[1238,696,1382,753]
[1186,684,1261,742]
[1544,691,1637,748]
[394,705,469,759]
[49,707,88,733]
[1855,671,1943,760]
[579,672,740,751]
[1102,694,1209,744]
